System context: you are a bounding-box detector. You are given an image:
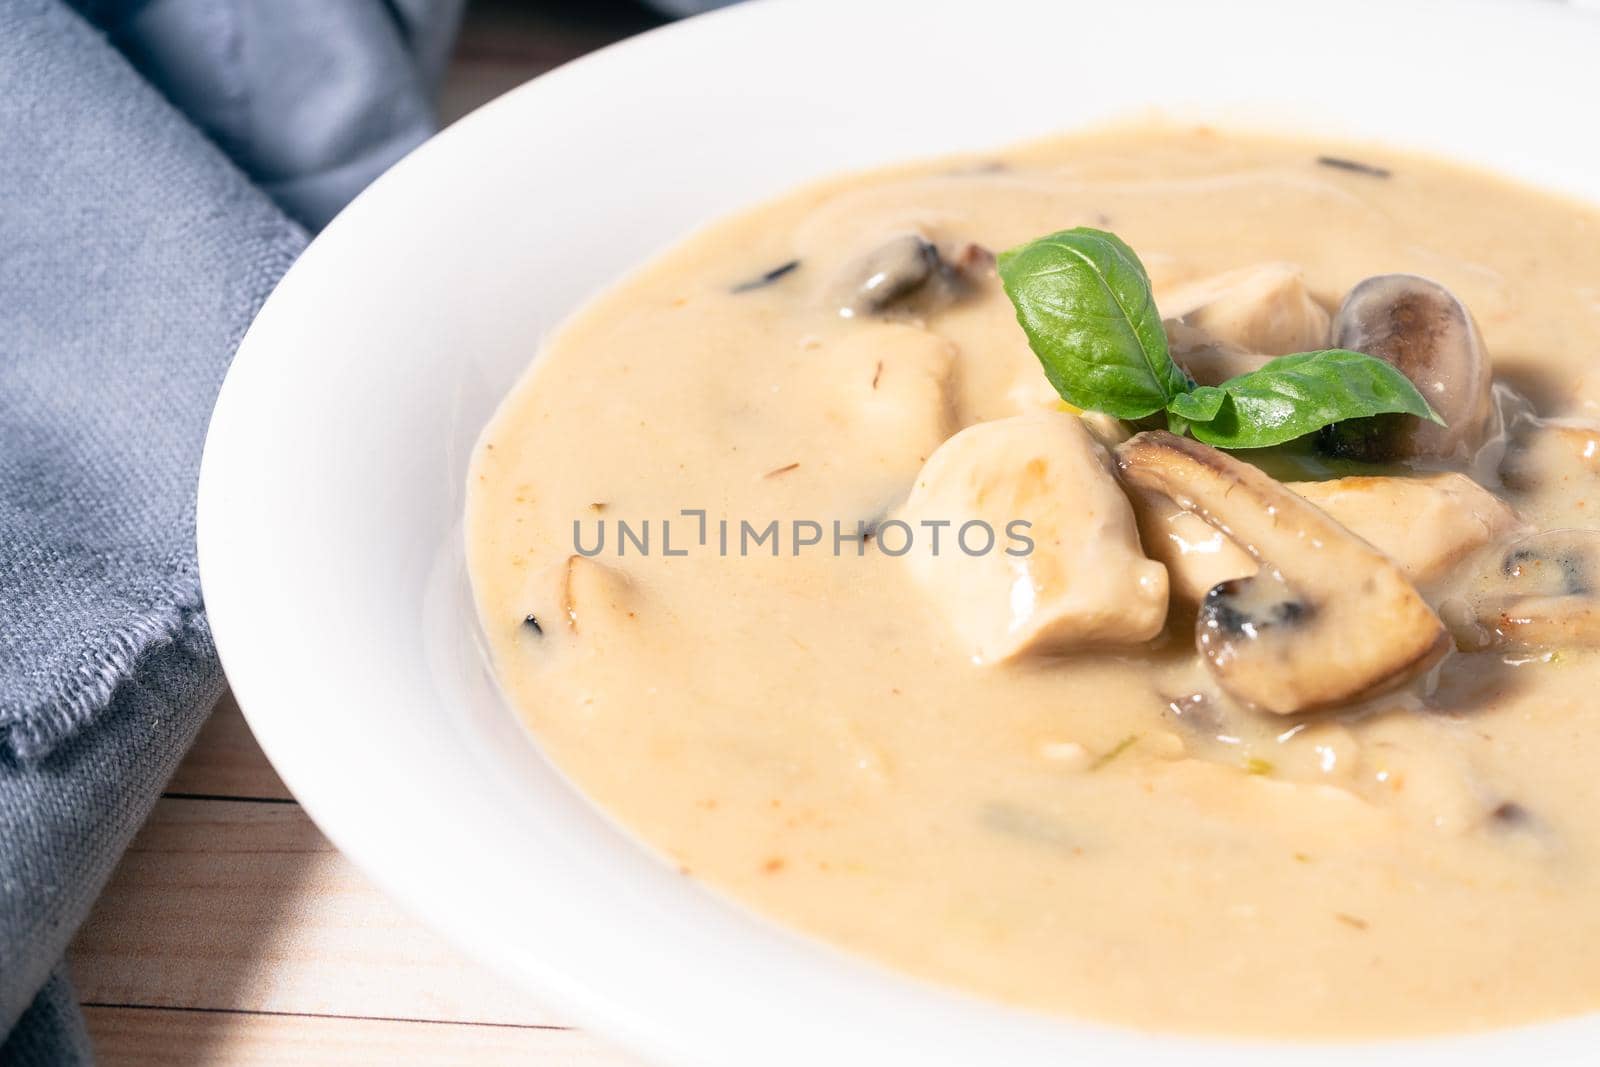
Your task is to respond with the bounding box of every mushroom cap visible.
[1452,529,1600,651]
[1318,274,1493,463]
[1117,431,1449,714]
[832,234,982,318]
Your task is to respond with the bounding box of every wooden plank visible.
[84,1006,640,1067]
[165,691,292,801]
[69,799,561,1028]
[437,0,666,124]
[78,7,672,1061]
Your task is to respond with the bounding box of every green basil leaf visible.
[1183,349,1443,450]
[1166,385,1227,424]
[998,228,1191,420]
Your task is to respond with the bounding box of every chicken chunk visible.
[809,322,957,505]
[1117,432,1448,715]
[1164,322,1272,387]
[1160,263,1331,359]
[1288,473,1525,587]
[1135,472,1522,603]
[896,412,1168,662]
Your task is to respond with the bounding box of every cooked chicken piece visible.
[1164,322,1272,387]
[814,321,956,482]
[1288,473,1525,587]
[1117,431,1449,714]
[1134,472,1521,604]
[1317,274,1493,462]
[1160,263,1331,358]
[1077,410,1132,449]
[1449,529,1600,651]
[1003,371,1066,414]
[897,412,1168,662]
[1356,712,1496,836]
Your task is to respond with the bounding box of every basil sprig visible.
[998,227,1442,449]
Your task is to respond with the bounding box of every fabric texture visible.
[0,0,459,1058]
[78,0,463,228]
[0,968,95,1067]
[644,0,738,16]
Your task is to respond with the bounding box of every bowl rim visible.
[199,0,1600,1063]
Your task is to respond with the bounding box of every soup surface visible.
[466,125,1600,1037]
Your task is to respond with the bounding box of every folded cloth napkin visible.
[0,1,460,1061]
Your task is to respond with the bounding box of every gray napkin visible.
[0,0,460,1060]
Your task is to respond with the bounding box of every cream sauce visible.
[467,126,1600,1037]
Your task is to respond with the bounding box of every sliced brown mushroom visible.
[1131,472,1524,606]
[1448,530,1600,651]
[1129,487,1258,603]
[1116,431,1449,714]
[832,234,987,318]
[1317,274,1493,462]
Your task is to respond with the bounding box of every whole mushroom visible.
[832,234,990,318]
[1117,431,1450,715]
[1318,274,1493,463]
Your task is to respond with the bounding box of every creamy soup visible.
[466,125,1600,1038]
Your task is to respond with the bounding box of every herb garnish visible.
[1089,733,1140,771]
[998,227,1442,449]
[1316,155,1391,179]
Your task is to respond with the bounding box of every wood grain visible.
[72,5,670,1061]
[83,1006,637,1067]
[164,692,292,801]
[437,0,665,123]
[70,799,562,1029]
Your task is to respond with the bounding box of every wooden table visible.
[70,696,647,1065]
[69,3,667,1062]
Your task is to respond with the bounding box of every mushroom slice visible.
[1317,274,1493,462]
[1132,472,1523,605]
[1116,431,1449,714]
[1160,262,1331,358]
[831,234,987,318]
[896,413,1168,663]
[1129,488,1258,604]
[1450,530,1600,651]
